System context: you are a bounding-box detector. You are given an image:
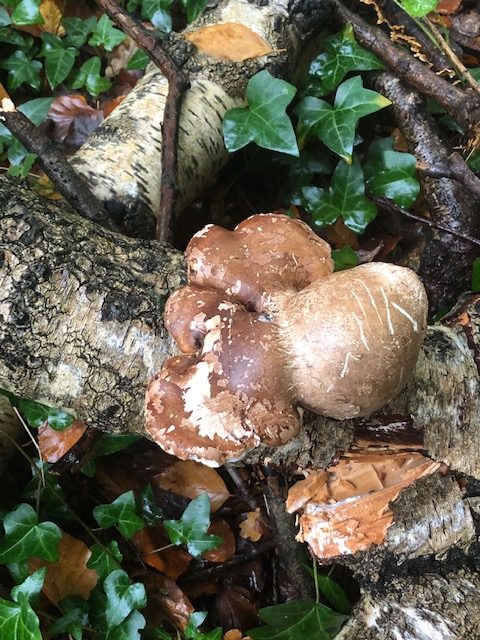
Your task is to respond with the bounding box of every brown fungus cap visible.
[146,214,428,466]
[186,214,333,311]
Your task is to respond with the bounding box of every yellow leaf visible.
[39,0,64,35]
[184,23,272,62]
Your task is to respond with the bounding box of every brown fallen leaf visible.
[215,586,259,632]
[29,532,98,606]
[48,95,104,145]
[0,82,9,102]
[38,421,87,462]
[184,23,272,62]
[239,508,266,543]
[131,526,192,578]
[154,460,230,512]
[326,218,359,250]
[142,572,194,630]
[40,0,64,35]
[203,518,236,563]
[436,0,462,15]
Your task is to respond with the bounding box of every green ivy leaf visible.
[301,156,377,234]
[16,397,74,430]
[466,149,480,172]
[18,97,54,125]
[164,493,222,558]
[332,247,358,272]
[0,50,42,91]
[40,33,77,89]
[126,49,150,71]
[472,257,480,292]
[364,137,419,208]
[308,25,384,96]
[102,571,147,628]
[48,597,89,640]
[316,575,351,614]
[223,70,299,156]
[0,503,61,563]
[62,16,97,48]
[150,8,171,32]
[88,14,125,51]
[181,0,207,22]
[296,76,391,162]
[0,7,11,26]
[11,0,43,26]
[0,596,42,640]
[81,434,140,477]
[87,541,123,582]
[137,484,163,526]
[184,612,222,639]
[399,0,438,17]
[22,463,73,523]
[7,151,36,177]
[0,26,27,46]
[11,569,45,606]
[103,610,146,640]
[71,56,111,97]
[93,491,145,539]
[142,0,172,20]
[248,600,349,640]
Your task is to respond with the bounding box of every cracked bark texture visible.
[69,0,332,238]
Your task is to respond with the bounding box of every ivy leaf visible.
[184,612,223,639]
[81,434,140,477]
[0,504,61,563]
[88,14,126,51]
[137,484,163,526]
[223,70,299,156]
[300,156,377,234]
[48,597,89,640]
[142,0,172,20]
[101,570,146,628]
[71,56,111,97]
[0,7,11,26]
[0,26,28,46]
[11,0,43,26]
[93,491,145,539]
[316,575,352,614]
[62,16,97,48]
[41,34,78,89]
[399,0,438,17]
[308,25,384,96]
[181,0,207,23]
[296,76,391,162]
[164,493,222,558]
[16,397,74,430]
[87,541,123,582]
[11,569,45,605]
[364,137,419,208]
[0,596,42,640]
[332,247,358,272]
[0,50,42,91]
[248,600,349,640]
[126,49,150,71]
[19,97,54,126]
[150,8,171,33]
[103,610,146,640]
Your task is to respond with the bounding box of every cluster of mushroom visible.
[145,214,428,466]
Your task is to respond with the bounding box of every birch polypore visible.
[70,0,332,236]
[146,214,428,466]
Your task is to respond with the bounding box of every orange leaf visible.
[184,23,272,62]
[0,83,9,102]
[38,421,87,462]
[203,518,236,563]
[142,572,194,630]
[102,95,125,117]
[436,0,462,14]
[29,532,98,606]
[154,460,230,512]
[239,508,266,542]
[131,527,191,578]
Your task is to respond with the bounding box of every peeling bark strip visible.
[0,176,184,432]
[69,0,333,237]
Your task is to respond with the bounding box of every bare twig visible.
[373,196,480,248]
[0,105,119,232]
[334,0,480,135]
[417,153,480,200]
[94,0,188,243]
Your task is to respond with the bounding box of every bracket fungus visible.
[146,214,428,466]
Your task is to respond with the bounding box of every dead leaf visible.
[106,37,139,78]
[215,586,259,632]
[0,83,9,102]
[142,572,194,630]
[38,421,87,462]
[154,460,230,512]
[452,10,480,36]
[31,173,63,200]
[48,95,104,145]
[102,95,125,117]
[29,532,98,606]
[239,509,265,542]
[436,0,462,14]
[184,23,272,62]
[40,0,64,35]
[203,518,236,563]
[326,218,359,249]
[131,526,192,578]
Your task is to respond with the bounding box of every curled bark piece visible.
[146,214,428,466]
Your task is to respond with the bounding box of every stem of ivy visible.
[312,558,320,604]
